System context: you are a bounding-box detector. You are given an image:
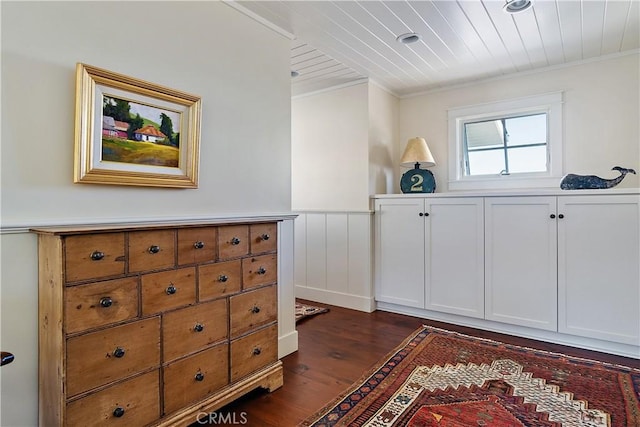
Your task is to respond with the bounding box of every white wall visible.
[291,83,370,211]
[398,53,640,193]
[368,83,399,196]
[0,2,292,426]
[291,82,399,311]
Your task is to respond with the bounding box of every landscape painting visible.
[101,96,181,167]
[74,63,201,188]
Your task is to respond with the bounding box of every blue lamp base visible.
[400,167,436,193]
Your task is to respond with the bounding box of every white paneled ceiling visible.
[234,0,640,97]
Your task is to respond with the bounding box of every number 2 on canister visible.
[410,174,423,191]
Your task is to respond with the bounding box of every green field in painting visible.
[102,138,178,167]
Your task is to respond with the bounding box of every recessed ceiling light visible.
[291,70,300,78]
[396,32,421,44]
[503,0,532,13]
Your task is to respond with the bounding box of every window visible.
[448,92,563,191]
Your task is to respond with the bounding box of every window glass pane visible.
[505,114,546,147]
[465,120,504,149]
[467,150,505,175]
[507,146,547,173]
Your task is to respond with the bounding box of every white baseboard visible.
[377,301,640,360]
[295,285,376,313]
[278,330,298,359]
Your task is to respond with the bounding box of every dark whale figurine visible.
[560,166,636,190]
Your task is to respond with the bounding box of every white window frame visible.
[448,92,563,191]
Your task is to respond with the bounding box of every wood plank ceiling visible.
[234,0,639,97]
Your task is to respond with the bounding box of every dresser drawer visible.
[65,233,125,282]
[163,299,228,363]
[163,344,229,415]
[66,370,160,427]
[129,230,175,273]
[65,277,139,334]
[229,285,277,338]
[66,317,161,397]
[177,227,217,266]
[250,223,277,254]
[230,324,277,382]
[218,225,249,260]
[242,254,277,290]
[198,260,242,302]
[141,267,196,315]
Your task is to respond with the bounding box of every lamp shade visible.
[400,137,435,168]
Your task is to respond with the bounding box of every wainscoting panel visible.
[294,211,375,312]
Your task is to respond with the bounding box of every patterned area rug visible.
[295,301,329,323]
[301,326,640,427]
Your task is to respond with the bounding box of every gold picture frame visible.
[74,63,201,188]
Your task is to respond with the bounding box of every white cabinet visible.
[425,198,484,318]
[484,197,558,331]
[374,196,484,317]
[558,195,640,345]
[374,192,640,355]
[374,198,425,308]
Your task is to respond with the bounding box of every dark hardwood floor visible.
[195,300,639,426]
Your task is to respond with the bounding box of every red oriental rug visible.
[301,326,640,427]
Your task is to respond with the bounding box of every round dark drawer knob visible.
[251,306,261,314]
[1,352,15,366]
[113,347,125,358]
[90,251,105,261]
[194,241,205,249]
[256,267,267,275]
[195,372,205,382]
[99,297,113,308]
[194,323,204,332]
[252,347,262,356]
[166,284,177,295]
[218,275,228,283]
[558,214,564,219]
[550,214,556,219]
[230,237,241,246]
[113,407,125,418]
[148,245,161,254]
[261,234,270,241]
[419,212,424,217]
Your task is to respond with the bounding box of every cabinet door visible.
[375,198,425,308]
[425,198,484,318]
[485,197,557,331]
[558,195,640,345]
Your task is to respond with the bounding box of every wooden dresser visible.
[32,219,283,426]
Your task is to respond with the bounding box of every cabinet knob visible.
[251,306,261,314]
[194,323,204,332]
[113,347,125,358]
[90,251,105,261]
[418,212,429,217]
[260,234,270,241]
[419,212,423,217]
[252,347,262,356]
[550,214,556,219]
[230,237,241,245]
[194,372,205,382]
[148,245,160,254]
[256,267,267,275]
[193,241,205,249]
[166,284,177,295]
[99,297,113,308]
[218,274,228,283]
[113,407,125,418]
[558,214,564,219]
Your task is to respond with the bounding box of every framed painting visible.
[74,63,201,188]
